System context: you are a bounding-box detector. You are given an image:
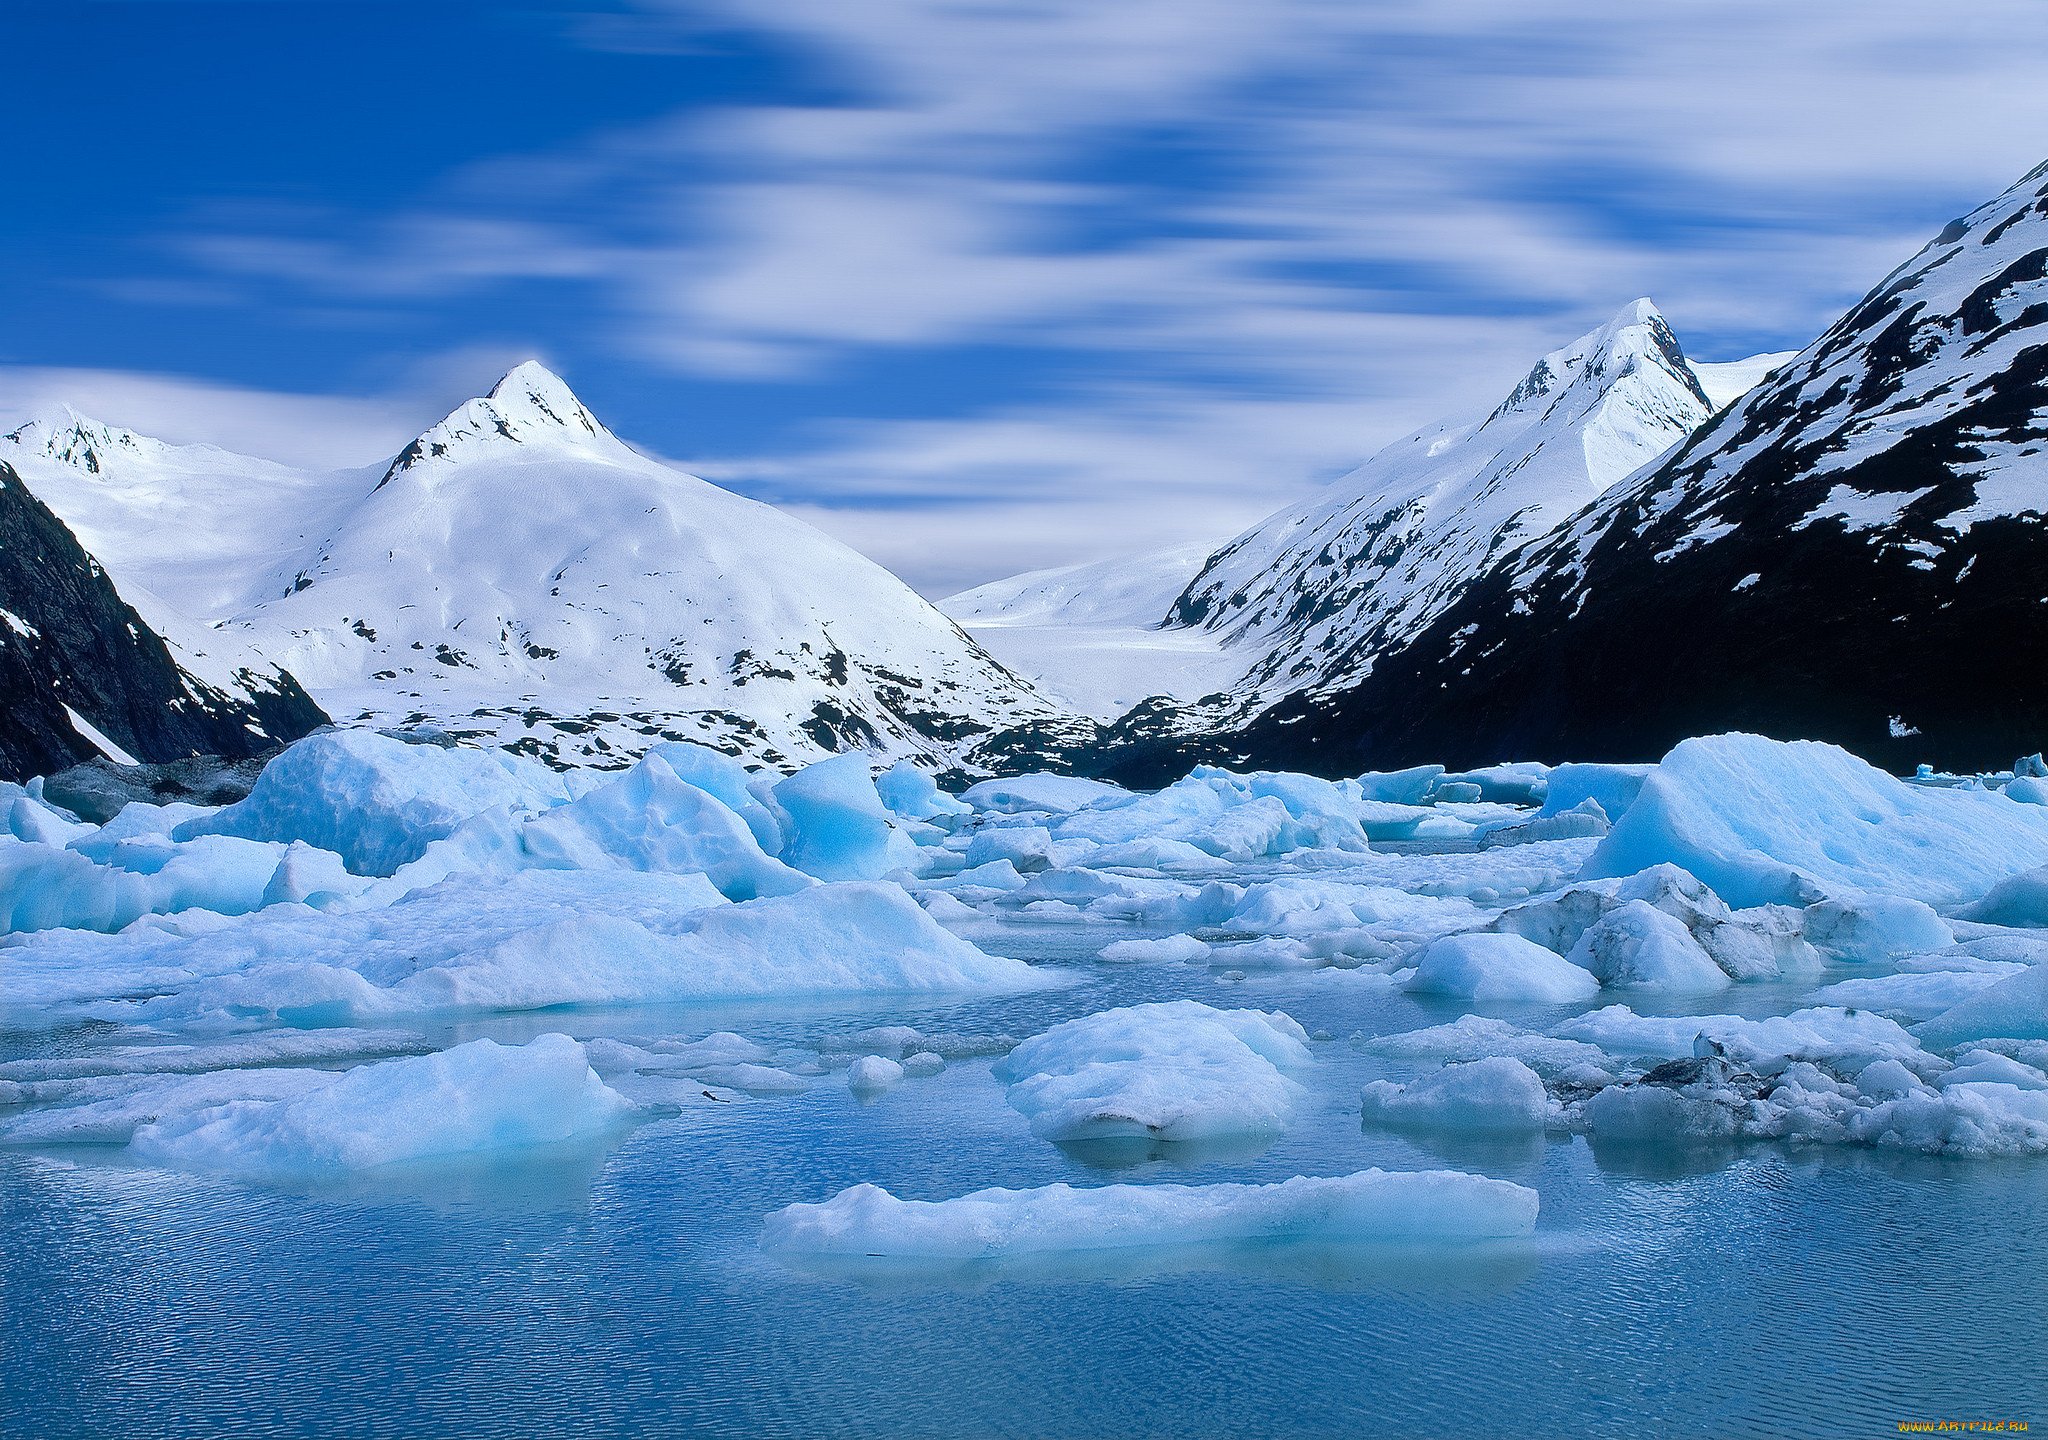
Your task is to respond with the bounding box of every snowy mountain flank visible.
[4,365,1083,773]
[1162,300,1785,713]
[1136,157,2048,779]
[0,462,326,781]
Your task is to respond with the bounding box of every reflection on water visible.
[767,1235,1544,1293]
[5,916,2047,1439]
[1053,1130,1282,1172]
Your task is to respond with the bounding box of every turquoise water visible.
[5,919,2046,1439]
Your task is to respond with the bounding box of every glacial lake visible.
[6,917,2046,1439]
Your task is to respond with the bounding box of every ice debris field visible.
[9,728,2048,1243]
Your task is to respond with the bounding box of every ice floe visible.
[761,1168,1540,1263]
[995,1001,1311,1143]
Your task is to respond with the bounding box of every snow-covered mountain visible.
[0,461,327,781]
[939,543,1241,719]
[1180,157,2048,777]
[1165,300,1788,710]
[1,412,339,754]
[6,365,1083,772]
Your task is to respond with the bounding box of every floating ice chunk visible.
[1583,734,2048,908]
[1566,901,1731,993]
[1494,864,1813,982]
[1077,838,1230,873]
[847,1055,905,1094]
[1851,1082,2048,1156]
[918,890,981,921]
[182,731,569,877]
[1811,966,2021,1021]
[634,742,783,850]
[935,858,1028,894]
[697,1063,812,1095]
[1353,766,1444,806]
[995,1001,1311,1143]
[960,774,1126,815]
[1226,878,1479,942]
[129,1035,634,1178]
[516,752,811,900]
[773,754,920,882]
[1361,1057,1557,1133]
[876,761,969,821]
[1955,866,2048,928]
[583,1032,774,1076]
[1097,935,1211,965]
[1538,764,1652,822]
[1440,763,1550,806]
[1366,1016,1609,1078]
[7,791,94,845]
[13,871,1041,1026]
[1571,1054,2048,1157]
[1916,965,2048,1048]
[1475,799,1609,850]
[1802,894,1951,962]
[1404,933,1600,1004]
[2006,777,2048,807]
[260,841,369,910]
[1352,800,1442,843]
[90,800,219,843]
[1,831,306,935]
[0,1067,340,1145]
[1941,1051,2048,1090]
[1047,771,1364,861]
[900,1052,945,1078]
[1579,1079,1742,1142]
[963,826,1088,874]
[761,1168,1540,1262]
[1556,1004,1925,1072]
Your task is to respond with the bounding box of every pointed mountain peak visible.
[485,360,606,435]
[1,408,170,476]
[1492,298,1706,419]
[377,361,622,488]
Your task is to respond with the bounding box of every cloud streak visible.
[69,1,2048,588]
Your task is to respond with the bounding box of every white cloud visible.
[89,0,2048,587]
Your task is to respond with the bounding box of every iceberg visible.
[1403,932,1600,1004]
[1361,1057,1558,1133]
[1584,734,2048,908]
[1564,901,1732,994]
[761,1168,1540,1262]
[995,1001,1311,1144]
[182,730,568,876]
[773,753,920,882]
[8,870,1043,1026]
[515,750,811,900]
[129,1034,633,1178]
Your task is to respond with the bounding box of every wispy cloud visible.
[83,1,2048,586]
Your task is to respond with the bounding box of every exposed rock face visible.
[0,462,327,782]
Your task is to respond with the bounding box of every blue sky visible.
[7,0,2048,592]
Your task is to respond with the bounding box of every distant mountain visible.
[0,461,326,782]
[939,543,1241,720]
[1165,301,1788,712]
[1162,158,2048,778]
[945,542,1215,630]
[7,365,1082,771]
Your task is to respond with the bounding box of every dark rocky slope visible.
[0,462,327,782]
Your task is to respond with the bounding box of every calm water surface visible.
[5,919,2045,1439]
